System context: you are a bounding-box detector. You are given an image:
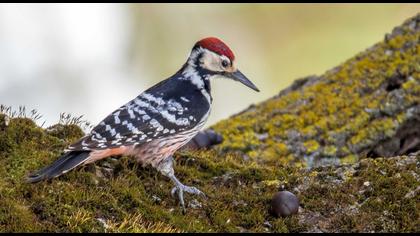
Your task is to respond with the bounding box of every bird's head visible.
[186,37,259,92]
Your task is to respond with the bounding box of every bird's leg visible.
[156,156,205,211]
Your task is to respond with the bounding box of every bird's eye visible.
[221,60,229,68]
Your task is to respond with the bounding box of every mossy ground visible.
[0,115,418,232]
[0,14,419,233]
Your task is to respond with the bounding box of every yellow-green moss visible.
[303,140,320,153]
[1,110,419,232]
[212,14,420,165]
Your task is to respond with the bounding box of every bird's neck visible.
[179,63,212,103]
[173,47,216,103]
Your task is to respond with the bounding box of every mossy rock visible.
[0,14,419,233]
[212,13,420,167]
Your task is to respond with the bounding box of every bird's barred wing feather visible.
[67,78,210,151]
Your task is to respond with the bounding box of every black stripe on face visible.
[194,52,215,97]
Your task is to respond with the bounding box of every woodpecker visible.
[27,37,259,210]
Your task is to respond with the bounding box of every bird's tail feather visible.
[27,151,91,183]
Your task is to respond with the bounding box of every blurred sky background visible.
[0,3,419,130]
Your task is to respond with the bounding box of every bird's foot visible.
[170,180,205,213]
[158,157,205,212]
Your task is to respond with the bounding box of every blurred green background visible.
[0,3,419,128]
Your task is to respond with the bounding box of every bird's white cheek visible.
[200,52,223,72]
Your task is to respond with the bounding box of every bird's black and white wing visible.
[67,77,211,151]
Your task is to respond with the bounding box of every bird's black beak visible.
[227,70,260,92]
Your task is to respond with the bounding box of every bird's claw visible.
[170,183,205,211]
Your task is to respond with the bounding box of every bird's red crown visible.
[195,37,235,61]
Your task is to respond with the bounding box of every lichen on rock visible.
[0,14,419,233]
[212,13,420,167]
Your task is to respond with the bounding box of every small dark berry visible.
[271,191,299,217]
